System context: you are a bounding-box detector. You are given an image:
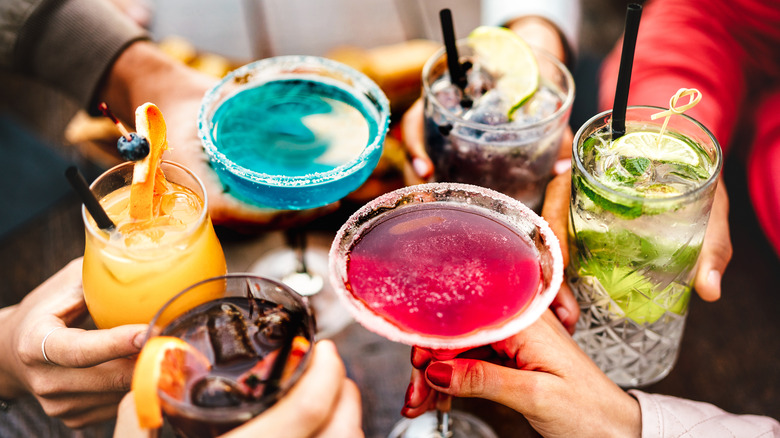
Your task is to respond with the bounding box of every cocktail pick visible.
[651,88,702,143]
[65,166,116,231]
[439,8,467,91]
[98,102,132,141]
[611,3,643,141]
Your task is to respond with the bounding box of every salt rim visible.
[197,55,390,188]
[328,182,563,350]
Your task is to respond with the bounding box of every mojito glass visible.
[422,41,574,211]
[568,106,722,387]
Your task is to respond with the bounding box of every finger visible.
[47,394,125,429]
[223,340,345,437]
[401,367,433,416]
[114,392,148,438]
[411,346,432,369]
[399,99,433,179]
[316,379,364,438]
[549,282,579,334]
[541,171,572,266]
[694,179,731,301]
[424,358,556,413]
[31,358,136,396]
[41,324,146,368]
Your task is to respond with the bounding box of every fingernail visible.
[555,305,570,323]
[133,331,146,350]
[403,383,415,408]
[426,362,452,388]
[707,269,721,287]
[554,158,571,175]
[413,157,430,178]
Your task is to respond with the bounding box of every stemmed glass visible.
[198,55,390,337]
[329,182,563,438]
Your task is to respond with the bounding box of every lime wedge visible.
[467,26,539,118]
[610,132,700,166]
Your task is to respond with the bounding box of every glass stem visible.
[435,393,453,438]
[284,228,309,274]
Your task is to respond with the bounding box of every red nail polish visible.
[403,382,415,408]
[426,362,452,388]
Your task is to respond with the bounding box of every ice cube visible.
[191,376,246,408]
[252,304,293,350]
[464,66,495,102]
[207,303,256,365]
[464,92,509,126]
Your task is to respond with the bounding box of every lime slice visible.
[467,26,539,118]
[610,132,700,166]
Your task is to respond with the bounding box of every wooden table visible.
[1,157,777,437]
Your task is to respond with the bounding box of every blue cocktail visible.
[198,56,390,210]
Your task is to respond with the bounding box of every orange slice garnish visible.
[130,102,169,221]
[132,336,210,429]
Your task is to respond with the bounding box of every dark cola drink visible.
[159,296,313,438]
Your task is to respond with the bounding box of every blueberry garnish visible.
[117,133,150,161]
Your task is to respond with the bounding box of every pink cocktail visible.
[329,183,563,437]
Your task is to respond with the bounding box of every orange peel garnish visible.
[130,103,169,221]
[132,336,210,430]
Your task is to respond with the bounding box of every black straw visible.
[65,166,116,231]
[611,3,643,140]
[439,9,467,91]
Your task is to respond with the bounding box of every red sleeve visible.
[598,0,780,156]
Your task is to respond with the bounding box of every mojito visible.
[569,106,721,387]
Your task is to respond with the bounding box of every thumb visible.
[694,179,731,301]
[424,359,551,413]
[43,324,147,368]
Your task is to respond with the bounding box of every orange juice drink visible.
[82,160,227,328]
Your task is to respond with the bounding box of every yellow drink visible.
[82,161,227,328]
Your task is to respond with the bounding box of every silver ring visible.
[41,327,65,365]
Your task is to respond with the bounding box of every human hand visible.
[402,310,642,438]
[0,258,146,428]
[114,340,363,438]
[100,41,338,232]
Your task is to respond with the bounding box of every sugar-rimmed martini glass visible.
[329,182,563,438]
[198,55,390,337]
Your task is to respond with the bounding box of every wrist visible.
[97,40,214,126]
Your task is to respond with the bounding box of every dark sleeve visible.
[1,0,149,111]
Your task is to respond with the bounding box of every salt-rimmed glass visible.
[329,182,563,437]
[197,55,390,210]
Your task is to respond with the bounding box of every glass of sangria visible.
[198,55,390,337]
[134,274,316,438]
[329,182,563,438]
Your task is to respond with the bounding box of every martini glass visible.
[329,182,563,438]
[198,55,390,337]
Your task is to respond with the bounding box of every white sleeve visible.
[629,390,780,437]
[480,0,581,53]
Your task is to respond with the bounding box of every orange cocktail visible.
[82,160,226,328]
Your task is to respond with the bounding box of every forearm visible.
[7,0,147,112]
